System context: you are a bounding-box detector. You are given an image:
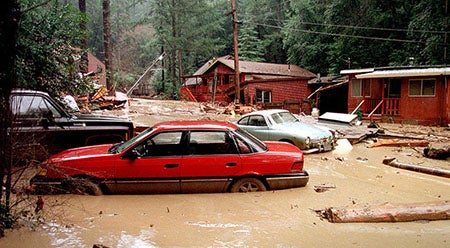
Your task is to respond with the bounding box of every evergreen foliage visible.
[55,0,449,96]
[16,0,88,96]
[8,0,450,97]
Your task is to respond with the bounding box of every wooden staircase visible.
[180,87,197,102]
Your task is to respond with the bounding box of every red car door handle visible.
[226,162,237,167]
[164,163,179,168]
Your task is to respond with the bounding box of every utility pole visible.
[230,0,240,115]
[444,0,448,64]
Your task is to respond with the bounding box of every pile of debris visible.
[73,87,129,112]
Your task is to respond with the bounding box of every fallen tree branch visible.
[314,201,450,223]
[313,183,336,193]
[382,157,450,178]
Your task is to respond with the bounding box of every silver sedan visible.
[236,109,335,153]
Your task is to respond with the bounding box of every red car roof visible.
[152,120,238,131]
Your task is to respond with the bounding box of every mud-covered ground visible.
[1,98,449,247]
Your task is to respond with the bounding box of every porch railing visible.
[368,100,384,122]
[352,98,400,118]
[383,98,400,115]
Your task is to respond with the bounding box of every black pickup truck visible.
[9,89,135,160]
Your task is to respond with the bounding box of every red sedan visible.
[31,120,309,195]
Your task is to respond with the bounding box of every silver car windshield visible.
[271,111,298,124]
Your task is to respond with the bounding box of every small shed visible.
[341,66,450,126]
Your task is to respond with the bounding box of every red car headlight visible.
[37,168,48,176]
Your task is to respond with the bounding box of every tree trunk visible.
[102,0,113,94]
[78,0,88,73]
[0,0,20,236]
[383,157,450,178]
[316,201,450,223]
[170,0,177,99]
[177,50,183,99]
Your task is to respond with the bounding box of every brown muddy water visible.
[1,99,450,247]
[1,142,449,247]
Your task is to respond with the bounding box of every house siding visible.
[247,80,310,103]
[447,77,450,125]
[347,72,449,126]
[399,77,445,126]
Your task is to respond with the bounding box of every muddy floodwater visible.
[1,142,449,247]
[1,99,449,247]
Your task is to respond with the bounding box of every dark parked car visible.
[30,120,309,195]
[9,89,134,160]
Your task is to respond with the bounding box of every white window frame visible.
[408,78,436,96]
[351,79,371,97]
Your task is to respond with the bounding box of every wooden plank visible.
[367,139,429,148]
[318,112,358,124]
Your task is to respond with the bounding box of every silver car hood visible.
[277,122,331,138]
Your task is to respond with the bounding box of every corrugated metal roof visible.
[355,67,450,79]
[340,68,374,75]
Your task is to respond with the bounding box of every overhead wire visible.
[295,21,447,35]
[246,21,448,46]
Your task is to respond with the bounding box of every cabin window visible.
[228,75,235,85]
[351,79,370,97]
[256,89,271,103]
[224,75,232,85]
[409,79,435,96]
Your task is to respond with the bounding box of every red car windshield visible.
[109,128,153,154]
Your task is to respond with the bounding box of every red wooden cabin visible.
[341,66,450,126]
[181,56,316,114]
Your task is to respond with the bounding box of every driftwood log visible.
[315,201,450,223]
[383,157,450,178]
